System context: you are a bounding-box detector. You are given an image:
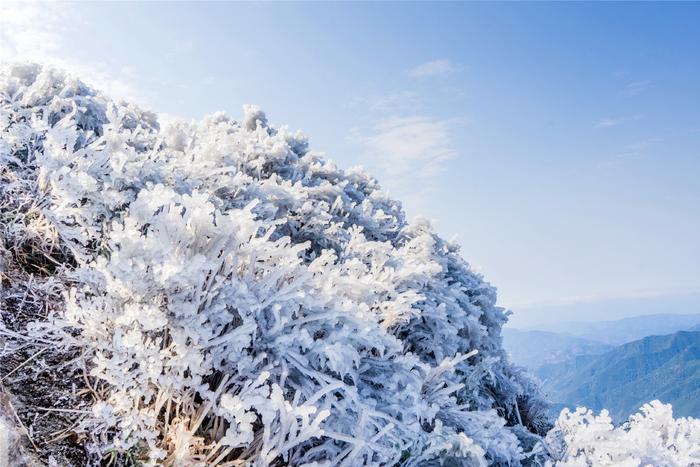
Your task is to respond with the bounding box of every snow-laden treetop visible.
[0,64,550,465]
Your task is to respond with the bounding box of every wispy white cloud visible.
[594,114,642,129]
[346,91,422,114]
[350,115,461,209]
[594,137,661,170]
[165,39,196,59]
[348,62,463,211]
[594,117,624,129]
[408,59,456,78]
[357,116,457,177]
[624,80,653,97]
[621,138,660,153]
[0,2,144,104]
[367,91,421,113]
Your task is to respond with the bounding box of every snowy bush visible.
[4,62,700,467]
[7,61,700,467]
[0,63,550,465]
[541,401,700,466]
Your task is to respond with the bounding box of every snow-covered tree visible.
[540,401,700,466]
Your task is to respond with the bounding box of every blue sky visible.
[2,2,699,325]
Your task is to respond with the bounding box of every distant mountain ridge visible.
[537,330,700,422]
[502,328,613,369]
[504,313,700,371]
[535,313,700,345]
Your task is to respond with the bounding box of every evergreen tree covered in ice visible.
[0,62,567,466]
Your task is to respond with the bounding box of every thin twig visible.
[1,347,46,381]
[33,407,91,414]
[44,421,81,445]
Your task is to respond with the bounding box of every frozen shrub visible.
[0,64,550,465]
[541,401,700,466]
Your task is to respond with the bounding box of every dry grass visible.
[0,158,93,465]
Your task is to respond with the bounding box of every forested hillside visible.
[538,331,700,422]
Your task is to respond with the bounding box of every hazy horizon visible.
[506,290,700,329]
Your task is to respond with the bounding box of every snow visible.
[1,62,698,466]
[542,401,700,466]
